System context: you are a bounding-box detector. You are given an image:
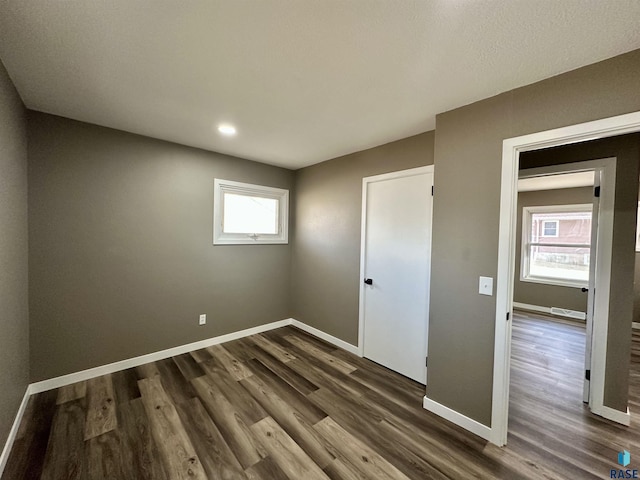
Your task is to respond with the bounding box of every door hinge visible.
[594,186,600,197]
[425,356,428,367]
[506,312,510,321]
[431,185,434,196]
[585,369,591,381]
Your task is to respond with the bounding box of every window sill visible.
[519,276,587,289]
[214,238,288,245]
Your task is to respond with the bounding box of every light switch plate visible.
[479,276,493,296]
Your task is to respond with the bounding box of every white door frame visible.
[491,111,640,447]
[358,165,435,357]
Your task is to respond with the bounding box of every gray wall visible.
[28,112,294,382]
[0,60,29,447]
[291,132,434,344]
[514,187,592,312]
[427,49,640,426]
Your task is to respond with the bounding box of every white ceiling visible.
[518,171,594,192]
[1,2,640,169]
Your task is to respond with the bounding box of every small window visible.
[213,179,288,245]
[521,204,592,288]
[541,220,558,237]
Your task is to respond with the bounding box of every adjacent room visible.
[509,159,618,466]
[512,168,595,417]
[2,2,640,479]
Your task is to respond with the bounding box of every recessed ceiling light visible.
[218,124,237,136]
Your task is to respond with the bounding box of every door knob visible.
[364,278,373,285]
[581,287,588,293]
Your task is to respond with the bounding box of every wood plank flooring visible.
[3,313,640,479]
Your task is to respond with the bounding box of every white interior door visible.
[360,166,434,384]
[583,172,600,403]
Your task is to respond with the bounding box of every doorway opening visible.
[491,111,640,446]
[509,164,607,445]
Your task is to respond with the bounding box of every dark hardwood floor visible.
[3,313,639,479]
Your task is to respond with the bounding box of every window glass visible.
[531,212,591,245]
[223,193,278,234]
[522,206,592,287]
[529,245,590,283]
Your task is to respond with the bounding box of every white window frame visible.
[213,179,289,245]
[635,201,640,252]
[520,203,592,288]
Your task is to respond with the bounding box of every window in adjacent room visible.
[521,204,592,288]
[213,179,289,244]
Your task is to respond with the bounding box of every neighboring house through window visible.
[521,204,592,287]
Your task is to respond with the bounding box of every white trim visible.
[492,110,640,447]
[513,302,586,321]
[422,395,492,442]
[636,201,640,252]
[0,387,32,477]
[290,319,360,356]
[507,111,640,153]
[358,165,435,358]
[591,405,631,426]
[513,302,551,315]
[30,319,291,393]
[213,178,289,245]
[633,322,640,330]
[361,165,435,184]
[358,172,368,357]
[519,276,589,289]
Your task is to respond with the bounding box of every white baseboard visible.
[592,404,631,426]
[513,302,586,321]
[0,387,32,477]
[290,319,360,356]
[513,302,553,316]
[30,319,292,394]
[633,322,640,330]
[423,395,492,442]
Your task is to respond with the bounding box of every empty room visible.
[2,2,640,479]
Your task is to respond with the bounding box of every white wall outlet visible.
[479,276,494,296]
[199,314,206,325]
